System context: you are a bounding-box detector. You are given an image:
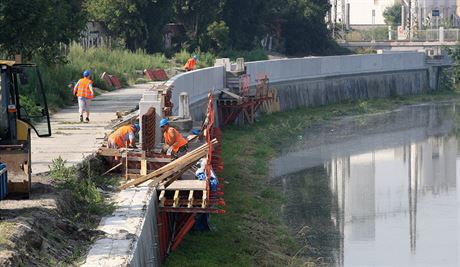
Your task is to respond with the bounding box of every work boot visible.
[85,117,90,122]
[80,115,83,122]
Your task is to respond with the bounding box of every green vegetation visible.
[34,44,269,112]
[166,89,460,266]
[383,3,402,26]
[447,43,460,90]
[49,156,116,225]
[345,27,389,42]
[0,0,84,61]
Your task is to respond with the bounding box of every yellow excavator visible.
[0,60,51,198]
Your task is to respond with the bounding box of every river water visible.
[272,102,460,266]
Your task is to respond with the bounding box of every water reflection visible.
[329,137,458,266]
[275,103,460,266]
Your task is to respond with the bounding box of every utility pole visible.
[333,0,338,39]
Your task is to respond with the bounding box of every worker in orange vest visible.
[184,55,197,71]
[73,70,95,122]
[160,118,188,156]
[108,124,140,149]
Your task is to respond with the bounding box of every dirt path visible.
[31,84,151,174]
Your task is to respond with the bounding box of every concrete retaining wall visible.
[162,52,428,121]
[245,52,425,85]
[165,66,225,114]
[275,70,429,111]
[82,185,160,267]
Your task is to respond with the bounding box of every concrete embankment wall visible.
[83,185,161,267]
[92,52,429,266]
[163,52,429,120]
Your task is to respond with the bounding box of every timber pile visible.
[118,139,218,190]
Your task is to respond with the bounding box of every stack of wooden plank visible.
[118,139,217,190]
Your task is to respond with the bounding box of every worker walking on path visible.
[108,124,140,149]
[160,118,188,157]
[73,70,95,122]
[184,55,198,71]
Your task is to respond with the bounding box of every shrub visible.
[49,156,114,218]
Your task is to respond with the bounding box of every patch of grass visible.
[166,89,460,266]
[48,156,115,223]
[0,222,16,249]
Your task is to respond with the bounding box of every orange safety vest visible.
[164,127,188,152]
[74,77,94,99]
[109,125,135,148]
[184,58,196,71]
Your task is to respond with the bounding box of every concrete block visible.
[178,92,190,118]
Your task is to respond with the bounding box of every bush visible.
[218,48,268,62]
[49,156,114,218]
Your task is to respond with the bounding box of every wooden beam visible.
[188,190,194,208]
[102,162,122,176]
[140,159,147,176]
[173,190,180,207]
[118,139,217,190]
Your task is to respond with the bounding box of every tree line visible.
[0,0,338,61]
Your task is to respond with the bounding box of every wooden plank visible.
[159,190,165,207]
[97,147,120,157]
[118,139,217,190]
[220,89,243,100]
[140,159,147,176]
[126,157,172,163]
[202,190,207,208]
[173,190,180,207]
[102,162,122,176]
[188,190,194,208]
[158,180,206,191]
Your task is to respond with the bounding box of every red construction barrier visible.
[145,69,169,81]
[101,72,114,87]
[144,69,155,81]
[110,75,123,89]
[152,69,168,81]
[158,212,171,262]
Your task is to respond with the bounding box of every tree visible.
[172,0,224,51]
[383,3,402,26]
[207,21,230,51]
[279,0,334,55]
[222,0,278,50]
[0,0,85,61]
[85,0,172,52]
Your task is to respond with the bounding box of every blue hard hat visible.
[133,123,140,132]
[83,70,90,77]
[193,55,198,60]
[159,118,169,127]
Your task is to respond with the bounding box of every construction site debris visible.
[118,139,218,190]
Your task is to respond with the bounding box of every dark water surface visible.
[272,103,460,266]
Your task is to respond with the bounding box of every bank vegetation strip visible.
[165,90,460,266]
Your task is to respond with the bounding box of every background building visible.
[330,0,458,28]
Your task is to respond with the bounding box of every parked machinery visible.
[0,60,51,197]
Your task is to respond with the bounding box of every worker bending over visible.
[108,124,140,148]
[160,118,188,157]
[184,55,197,71]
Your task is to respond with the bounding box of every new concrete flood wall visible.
[97,52,430,267]
[163,52,429,120]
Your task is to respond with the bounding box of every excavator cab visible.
[0,61,51,197]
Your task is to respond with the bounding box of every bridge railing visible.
[342,28,460,42]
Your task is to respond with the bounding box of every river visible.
[272,102,460,266]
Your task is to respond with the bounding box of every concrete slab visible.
[31,84,157,174]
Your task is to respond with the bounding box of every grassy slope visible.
[165,90,460,266]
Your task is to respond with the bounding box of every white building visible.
[330,0,458,27]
